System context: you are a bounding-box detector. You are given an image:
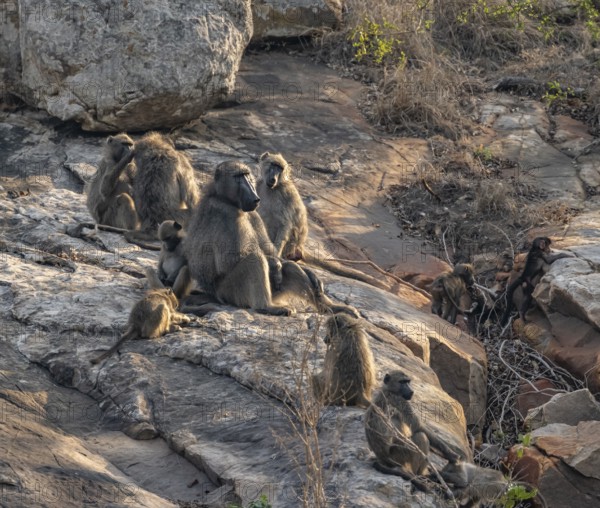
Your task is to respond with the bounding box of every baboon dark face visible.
[236,171,261,211]
[215,162,261,212]
[158,220,184,251]
[265,162,284,189]
[384,371,414,400]
[532,236,551,253]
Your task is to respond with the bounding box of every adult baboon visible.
[441,460,545,508]
[86,133,139,230]
[430,263,475,324]
[183,160,358,317]
[311,313,376,408]
[364,370,464,491]
[500,237,572,325]
[132,132,200,231]
[255,152,388,290]
[152,220,192,299]
[90,287,191,364]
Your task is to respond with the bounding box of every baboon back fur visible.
[133,132,200,231]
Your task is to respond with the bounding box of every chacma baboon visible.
[85,133,139,230]
[153,220,192,299]
[183,160,359,317]
[132,132,200,231]
[500,237,572,325]
[365,370,464,492]
[311,313,376,408]
[441,460,545,508]
[430,263,475,325]
[90,288,190,364]
[255,152,388,290]
[257,152,308,261]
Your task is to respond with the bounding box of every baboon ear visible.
[173,221,182,230]
[259,152,270,161]
[384,373,390,384]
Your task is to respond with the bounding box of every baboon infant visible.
[257,152,307,260]
[132,132,200,231]
[86,133,139,230]
[311,313,376,408]
[364,370,463,491]
[430,263,475,324]
[183,160,358,317]
[91,288,190,364]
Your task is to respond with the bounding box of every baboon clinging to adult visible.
[500,236,572,325]
[430,263,475,325]
[311,313,376,408]
[183,160,358,317]
[86,133,139,230]
[90,287,190,364]
[132,132,200,231]
[256,152,388,290]
[364,370,464,492]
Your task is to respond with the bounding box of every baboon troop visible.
[311,313,376,408]
[183,160,358,318]
[364,370,464,491]
[90,287,191,364]
[132,132,200,231]
[430,263,475,324]
[86,134,139,230]
[501,236,572,325]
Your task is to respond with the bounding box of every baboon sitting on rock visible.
[183,160,358,317]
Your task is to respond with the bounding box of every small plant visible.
[500,483,538,508]
[542,80,573,106]
[349,18,407,67]
[473,144,495,163]
[515,432,532,459]
[227,495,273,508]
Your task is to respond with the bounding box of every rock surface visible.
[7,0,252,131]
[526,389,600,430]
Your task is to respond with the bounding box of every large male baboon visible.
[430,263,475,325]
[311,313,376,408]
[256,152,388,290]
[133,132,200,231]
[183,160,358,317]
[500,237,572,325]
[86,133,139,230]
[364,370,464,491]
[90,287,191,364]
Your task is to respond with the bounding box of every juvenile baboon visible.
[364,370,464,491]
[441,460,545,508]
[183,160,358,317]
[255,152,388,290]
[86,133,139,230]
[154,220,192,299]
[311,313,376,408]
[500,237,572,325]
[257,152,308,261]
[90,288,190,364]
[430,263,475,324]
[132,132,200,231]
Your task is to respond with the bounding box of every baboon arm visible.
[172,265,192,300]
[99,152,134,198]
[249,213,277,256]
[543,252,573,264]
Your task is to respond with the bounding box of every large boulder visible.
[6,0,252,131]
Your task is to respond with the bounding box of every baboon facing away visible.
[430,263,475,325]
[364,370,464,491]
[132,132,200,231]
[91,287,190,364]
[255,152,389,290]
[86,133,139,230]
[183,160,358,317]
[311,313,376,408]
[501,237,572,325]
[257,152,307,261]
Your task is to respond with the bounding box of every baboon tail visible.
[90,328,136,365]
[500,278,520,326]
[302,253,388,291]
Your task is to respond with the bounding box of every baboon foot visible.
[256,305,296,317]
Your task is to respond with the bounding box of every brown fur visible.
[183,160,359,317]
[430,263,474,324]
[311,314,376,408]
[132,132,200,232]
[86,133,139,230]
[90,288,190,364]
[154,220,192,299]
[364,371,463,489]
